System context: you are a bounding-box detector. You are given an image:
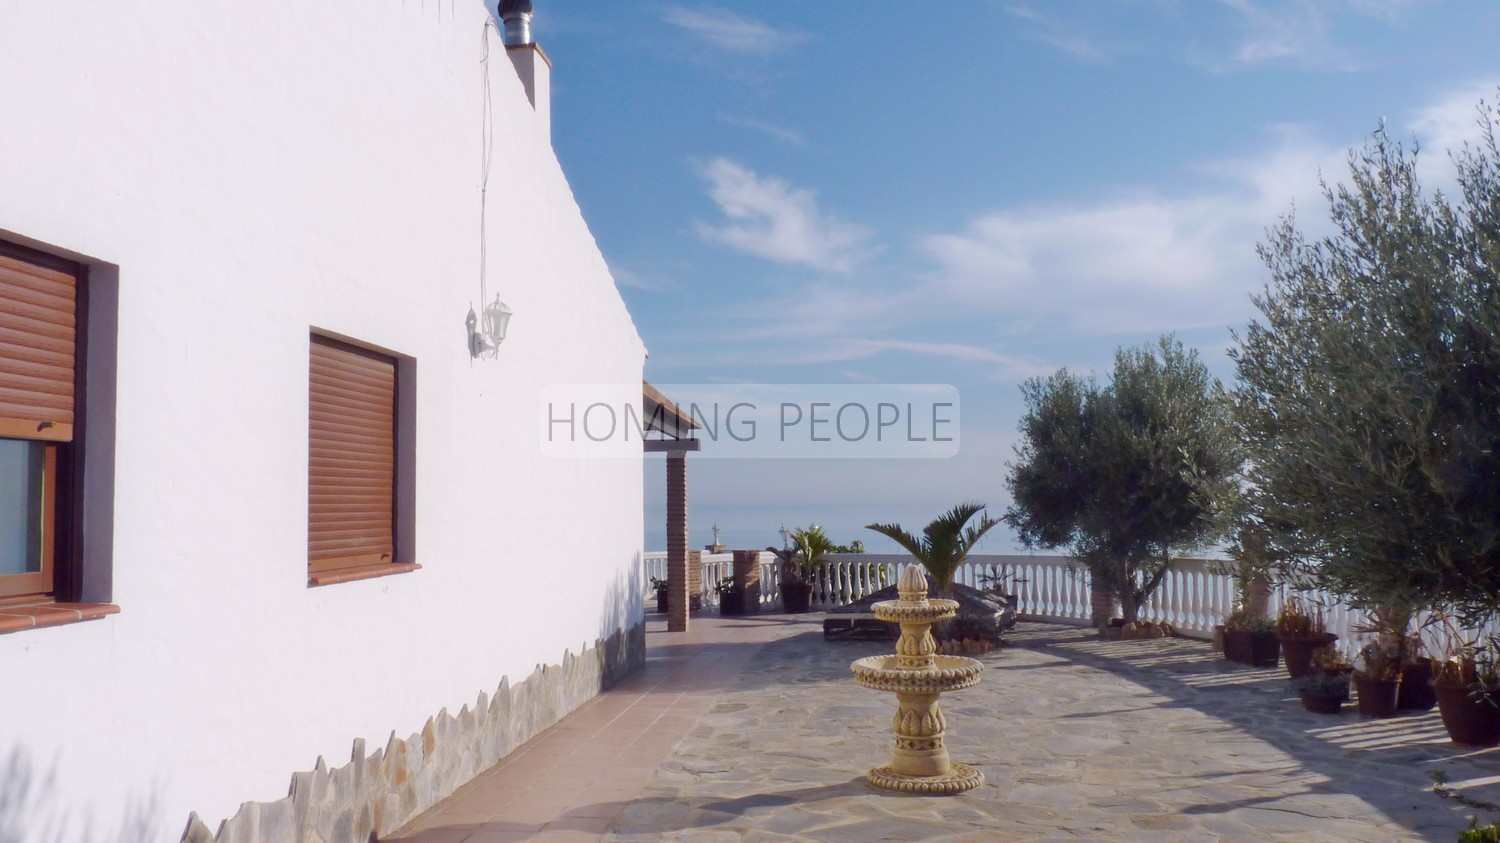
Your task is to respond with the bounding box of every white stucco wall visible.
[0,2,646,839]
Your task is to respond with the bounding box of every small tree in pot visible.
[1006,337,1241,626]
[1233,116,1500,643]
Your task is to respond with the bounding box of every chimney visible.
[500,0,550,144]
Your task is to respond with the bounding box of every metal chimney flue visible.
[500,0,534,46]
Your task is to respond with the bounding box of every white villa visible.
[0,2,661,840]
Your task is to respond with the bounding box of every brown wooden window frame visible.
[308,332,415,586]
[0,240,82,606]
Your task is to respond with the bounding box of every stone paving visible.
[608,621,1500,842]
[395,615,1500,842]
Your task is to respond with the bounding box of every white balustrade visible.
[643,551,1497,650]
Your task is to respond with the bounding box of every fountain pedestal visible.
[851,565,984,794]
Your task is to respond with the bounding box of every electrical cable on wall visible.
[468,16,512,358]
[478,17,497,317]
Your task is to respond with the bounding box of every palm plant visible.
[790,525,833,579]
[866,502,999,594]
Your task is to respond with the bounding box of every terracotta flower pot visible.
[1299,691,1343,714]
[1434,683,1500,747]
[1354,674,1401,718]
[780,581,813,614]
[1396,661,1437,711]
[1280,632,1338,680]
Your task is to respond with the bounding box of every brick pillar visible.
[688,550,703,613]
[733,549,761,614]
[666,451,690,632]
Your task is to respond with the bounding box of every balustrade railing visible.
[641,551,1495,653]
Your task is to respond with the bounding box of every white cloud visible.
[661,6,805,55]
[816,339,1055,381]
[694,158,878,273]
[1200,0,1356,73]
[1410,78,1494,152]
[917,126,1346,336]
[1346,0,1431,20]
[718,115,806,146]
[1004,5,1111,64]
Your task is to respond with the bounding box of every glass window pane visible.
[0,439,45,576]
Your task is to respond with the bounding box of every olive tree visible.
[1233,112,1500,623]
[1006,336,1241,624]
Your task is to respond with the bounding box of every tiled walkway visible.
[387,615,816,842]
[391,615,1500,842]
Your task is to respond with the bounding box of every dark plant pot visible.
[655,587,669,614]
[1434,683,1500,747]
[1299,691,1343,714]
[1246,632,1280,667]
[1325,667,1354,701]
[1223,629,1250,664]
[1280,632,1338,679]
[1354,674,1401,719]
[780,581,813,614]
[1397,661,1437,711]
[719,591,747,616]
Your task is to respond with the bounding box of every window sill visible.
[308,562,421,588]
[0,602,119,636]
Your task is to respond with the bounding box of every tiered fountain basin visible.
[850,566,985,795]
[850,652,983,695]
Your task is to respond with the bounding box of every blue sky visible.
[533,1,1500,553]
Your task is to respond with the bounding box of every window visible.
[308,333,402,583]
[0,241,78,603]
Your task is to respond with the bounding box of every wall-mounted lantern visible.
[468,296,513,359]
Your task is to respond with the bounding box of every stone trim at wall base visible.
[181,620,645,843]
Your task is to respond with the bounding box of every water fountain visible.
[850,564,985,794]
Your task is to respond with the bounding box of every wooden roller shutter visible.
[0,243,77,443]
[308,335,396,575]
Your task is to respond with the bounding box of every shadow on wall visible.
[595,550,646,688]
[0,747,161,843]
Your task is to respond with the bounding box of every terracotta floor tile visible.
[461,828,542,843]
[492,791,576,825]
[385,615,814,842]
[528,830,601,843]
[391,826,474,843]
[544,814,614,834]
[561,796,630,819]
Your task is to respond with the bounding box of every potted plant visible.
[1311,646,1354,694]
[1223,610,1279,667]
[1293,670,1351,714]
[1276,596,1337,679]
[1353,639,1402,719]
[867,503,1001,639]
[1397,629,1438,711]
[766,545,810,613]
[866,502,999,598]
[780,525,833,614]
[1431,625,1500,747]
[650,576,669,614]
[715,576,747,616]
